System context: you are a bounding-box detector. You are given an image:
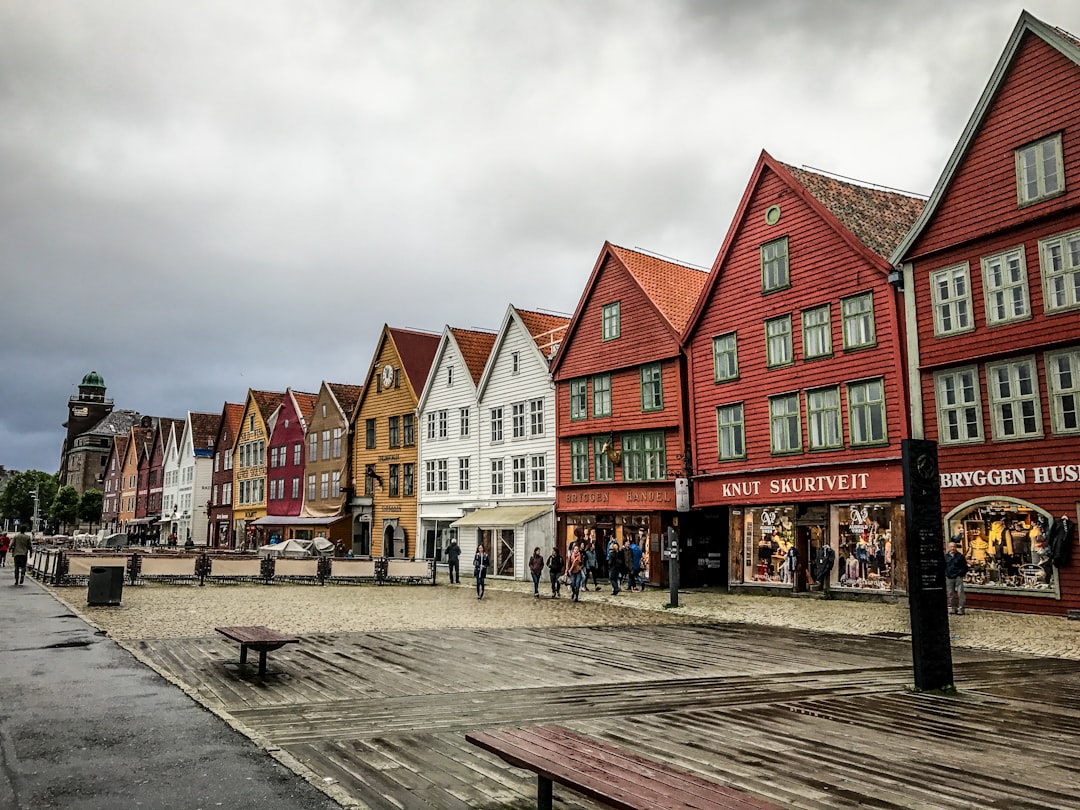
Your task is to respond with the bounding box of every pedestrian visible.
[567,542,584,602]
[621,540,634,591]
[630,536,643,591]
[945,540,969,615]
[183,536,195,551]
[11,529,32,586]
[335,539,346,558]
[584,540,599,591]
[528,547,545,597]
[446,538,461,584]
[547,546,564,598]
[473,542,490,600]
[813,541,835,597]
[606,540,621,595]
[0,532,9,567]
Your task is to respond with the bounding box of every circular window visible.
[765,205,781,225]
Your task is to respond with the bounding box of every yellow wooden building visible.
[350,325,439,557]
[231,389,283,548]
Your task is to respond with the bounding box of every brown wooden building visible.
[209,403,243,548]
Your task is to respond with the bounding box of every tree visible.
[50,486,80,533]
[0,470,59,530]
[79,489,104,532]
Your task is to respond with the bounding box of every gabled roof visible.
[221,403,243,440]
[84,409,141,438]
[515,308,569,359]
[248,390,284,423]
[108,434,130,468]
[326,382,363,417]
[189,412,220,452]
[389,327,440,394]
[449,327,497,385]
[290,390,320,425]
[891,11,1080,264]
[781,164,924,259]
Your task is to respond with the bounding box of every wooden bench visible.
[215,625,300,677]
[466,724,781,810]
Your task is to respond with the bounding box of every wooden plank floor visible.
[132,622,1080,809]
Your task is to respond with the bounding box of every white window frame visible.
[437,459,448,492]
[530,455,546,493]
[490,407,503,443]
[802,306,832,359]
[982,247,1030,326]
[1016,133,1063,206]
[602,302,621,341]
[761,236,790,292]
[716,403,745,461]
[529,399,545,436]
[511,402,526,439]
[1039,229,1080,313]
[841,292,876,350]
[458,457,470,492]
[1046,348,1080,435]
[511,456,527,494]
[438,409,448,439]
[986,357,1043,440]
[426,412,437,441]
[425,461,436,493]
[806,386,842,450]
[490,459,504,495]
[848,377,888,446]
[713,333,738,382]
[934,366,984,445]
[460,407,470,437]
[765,315,793,368]
[930,263,973,336]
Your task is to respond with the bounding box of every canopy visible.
[450,504,552,529]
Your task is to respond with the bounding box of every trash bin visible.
[88,566,124,606]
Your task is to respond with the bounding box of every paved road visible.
[0,578,339,810]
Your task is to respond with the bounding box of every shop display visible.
[948,501,1054,591]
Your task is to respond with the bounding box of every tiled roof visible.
[110,434,130,462]
[515,308,570,358]
[389,327,440,394]
[84,409,141,437]
[781,164,925,259]
[450,328,497,385]
[159,418,186,452]
[250,390,284,420]
[222,403,244,439]
[189,412,220,451]
[327,383,363,415]
[291,391,319,422]
[609,245,708,334]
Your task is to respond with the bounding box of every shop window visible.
[1015,133,1063,206]
[982,247,1030,326]
[934,366,983,444]
[1039,228,1080,313]
[769,393,801,455]
[571,439,589,483]
[848,378,887,446]
[986,357,1042,440]
[715,403,745,460]
[1046,347,1080,434]
[741,506,795,584]
[947,501,1054,592]
[841,292,876,349]
[802,305,832,359]
[835,504,893,590]
[713,333,739,382]
[765,315,793,367]
[806,386,841,450]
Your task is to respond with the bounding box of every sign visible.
[675,477,690,512]
[940,464,1080,487]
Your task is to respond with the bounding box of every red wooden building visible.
[684,152,923,595]
[259,389,318,541]
[209,403,243,548]
[552,243,708,586]
[893,12,1080,615]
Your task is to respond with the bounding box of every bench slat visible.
[215,625,300,645]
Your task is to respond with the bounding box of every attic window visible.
[602,302,621,341]
[1016,133,1063,206]
[448,367,454,387]
[765,205,781,226]
[512,352,520,374]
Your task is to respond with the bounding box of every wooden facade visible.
[231,390,283,548]
[895,13,1080,615]
[100,435,128,532]
[350,325,440,558]
[209,403,243,548]
[685,152,923,595]
[552,243,707,586]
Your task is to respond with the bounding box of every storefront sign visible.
[719,472,870,498]
[564,491,610,504]
[940,465,1080,488]
[625,489,672,504]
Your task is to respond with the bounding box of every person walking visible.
[606,540,621,595]
[945,540,969,615]
[567,542,584,602]
[621,540,634,591]
[11,529,32,586]
[0,533,9,567]
[584,540,599,591]
[528,547,545,597]
[446,538,461,584]
[547,546,564,598]
[630,536,644,591]
[473,542,490,600]
[813,541,835,597]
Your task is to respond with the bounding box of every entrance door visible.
[497,529,515,576]
[353,519,371,556]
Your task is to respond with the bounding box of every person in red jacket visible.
[0,533,10,567]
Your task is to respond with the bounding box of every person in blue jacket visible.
[629,536,644,590]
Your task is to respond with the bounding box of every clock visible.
[381,364,395,388]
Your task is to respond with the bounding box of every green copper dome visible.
[80,371,105,388]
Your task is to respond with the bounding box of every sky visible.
[2,0,1079,474]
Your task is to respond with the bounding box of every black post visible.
[902,439,954,691]
[667,525,679,608]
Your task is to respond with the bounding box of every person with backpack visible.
[546,546,564,598]
[606,540,621,595]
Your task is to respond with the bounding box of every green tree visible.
[0,470,59,530]
[50,485,80,533]
[79,489,104,532]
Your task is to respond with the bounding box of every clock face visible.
[381,364,394,387]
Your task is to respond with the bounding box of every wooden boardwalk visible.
[132,622,1080,809]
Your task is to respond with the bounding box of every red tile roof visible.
[189,412,220,451]
[250,390,284,420]
[781,164,925,259]
[327,383,363,416]
[450,328,497,385]
[515,308,570,358]
[291,391,319,422]
[222,403,244,439]
[609,245,708,334]
[389,327,440,394]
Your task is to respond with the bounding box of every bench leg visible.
[537,775,552,810]
[258,649,268,677]
[240,644,248,666]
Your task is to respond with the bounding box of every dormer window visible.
[1016,134,1063,206]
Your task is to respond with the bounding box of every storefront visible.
[250,515,352,548]
[695,461,907,595]
[451,504,553,580]
[419,511,464,563]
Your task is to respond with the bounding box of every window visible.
[365,419,376,450]
[570,438,589,483]
[929,264,973,336]
[806,386,842,450]
[403,414,415,446]
[214,453,220,472]
[769,393,801,454]
[934,367,983,445]
[364,466,375,496]
[293,442,301,466]
[848,378,887,446]
[425,461,436,493]
[841,293,875,349]
[511,402,526,438]
[593,437,614,481]
[1046,348,1080,435]
[438,409,448,439]
[802,306,832,359]
[511,352,520,374]
[765,316,793,367]
[437,459,448,492]
[291,477,299,500]
[761,237,789,291]
[458,457,470,492]
[602,302,621,341]
[380,416,395,449]
[447,366,454,387]
[309,432,319,461]
[460,408,470,437]
[712,333,739,382]
[223,482,232,504]
[530,455,546,493]
[716,403,745,460]
[269,447,278,469]
[212,484,218,504]
[490,459,504,495]
[1039,230,1080,312]
[986,357,1042,440]
[249,414,255,432]
[320,472,329,499]
[307,474,316,500]
[512,456,527,494]
[982,248,1030,325]
[389,464,400,497]
[622,432,666,481]
[570,379,587,420]
[1016,133,1063,205]
[403,463,414,496]
[490,407,504,442]
[427,412,437,441]
[332,471,340,498]
[321,430,331,460]
[529,399,545,436]
[640,363,663,411]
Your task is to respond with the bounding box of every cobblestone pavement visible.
[54,576,1080,659]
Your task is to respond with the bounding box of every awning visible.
[126,518,155,526]
[420,509,465,520]
[451,504,552,529]
[250,516,342,527]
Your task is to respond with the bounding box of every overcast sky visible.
[2,0,1078,474]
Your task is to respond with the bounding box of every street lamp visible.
[30,485,40,537]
